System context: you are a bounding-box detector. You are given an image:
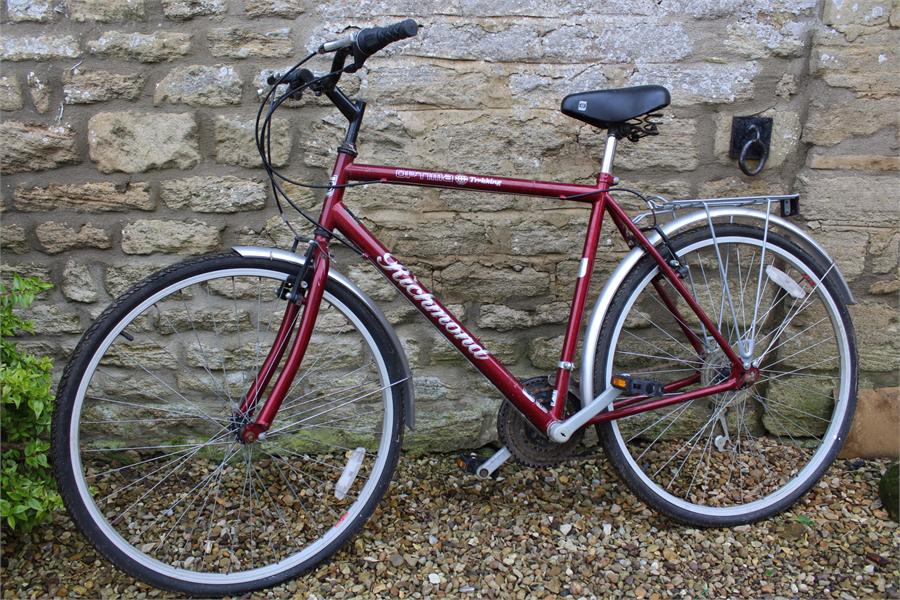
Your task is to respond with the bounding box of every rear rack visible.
[632,193,800,227]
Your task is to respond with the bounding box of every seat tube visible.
[600,132,618,176]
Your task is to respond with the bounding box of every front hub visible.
[239,422,266,444]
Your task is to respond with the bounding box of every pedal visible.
[456,448,511,479]
[611,374,665,397]
[456,452,483,475]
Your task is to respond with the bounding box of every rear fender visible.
[578,207,855,408]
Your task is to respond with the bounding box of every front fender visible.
[578,208,855,407]
[232,246,416,430]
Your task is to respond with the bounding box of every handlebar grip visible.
[354,19,418,58]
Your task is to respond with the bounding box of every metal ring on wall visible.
[738,125,769,176]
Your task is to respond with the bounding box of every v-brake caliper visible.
[232,239,319,444]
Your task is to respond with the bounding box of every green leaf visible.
[794,514,814,527]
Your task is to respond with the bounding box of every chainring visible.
[497,376,586,468]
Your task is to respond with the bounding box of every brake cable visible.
[255,55,384,254]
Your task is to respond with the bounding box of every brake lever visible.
[266,68,315,99]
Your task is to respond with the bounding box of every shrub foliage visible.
[1,275,62,531]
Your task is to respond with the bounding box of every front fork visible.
[237,239,331,443]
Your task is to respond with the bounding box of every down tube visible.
[331,203,555,431]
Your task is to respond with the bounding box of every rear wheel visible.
[52,253,405,595]
[595,225,857,526]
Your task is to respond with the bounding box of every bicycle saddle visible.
[560,85,670,130]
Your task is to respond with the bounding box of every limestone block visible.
[431,329,520,363]
[659,0,818,19]
[477,301,570,332]
[162,0,226,19]
[69,0,145,22]
[813,227,869,280]
[26,72,50,114]
[243,0,305,18]
[0,121,79,174]
[207,27,293,58]
[14,304,81,335]
[15,181,153,212]
[88,112,200,173]
[869,279,900,295]
[62,261,98,303]
[346,264,397,302]
[0,263,52,284]
[529,334,583,370]
[809,154,900,171]
[365,61,507,109]
[762,377,835,437]
[507,64,607,110]
[0,35,80,61]
[236,213,314,248]
[0,77,23,111]
[437,262,550,302]
[798,172,900,227]
[629,62,758,106]
[154,64,243,107]
[36,222,112,254]
[403,397,494,453]
[156,307,251,334]
[713,108,801,169]
[7,0,56,21]
[869,229,899,275]
[849,302,900,372]
[105,263,167,296]
[405,20,692,64]
[366,212,492,257]
[88,31,191,62]
[824,0,894,39]
[698,175,785,198]
[214,115,291,167]
[121,220,222,255]
[803,98,900,146]
[63,70,145,104]
[840,387,900,458]
[724,19,811,59]
[0,224,27,254]
[161,176,267,212]
[101,342,179,369]
[0,75,27,114]
[812,30,898,98]
[503,212,593,256]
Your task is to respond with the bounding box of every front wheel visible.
[595,224,857,527]
[52,252,405,596]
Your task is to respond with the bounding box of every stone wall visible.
[1,0,897,453]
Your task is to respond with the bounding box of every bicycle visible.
[51,19,858,596]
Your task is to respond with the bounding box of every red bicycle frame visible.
[238,136,752,444]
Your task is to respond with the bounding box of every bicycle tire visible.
[594,224,857,527]
[52,252,405,596]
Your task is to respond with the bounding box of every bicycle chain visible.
[496,376,586,468]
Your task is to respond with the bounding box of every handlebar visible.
[316,19,419,71]
[265,20,418,120]
[354,19,418,60]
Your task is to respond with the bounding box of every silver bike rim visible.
[69,267,395,586]
[606,235,852,518]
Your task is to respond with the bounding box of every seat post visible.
[600,132,618,175]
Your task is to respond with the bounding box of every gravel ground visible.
[2,454,898,599]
